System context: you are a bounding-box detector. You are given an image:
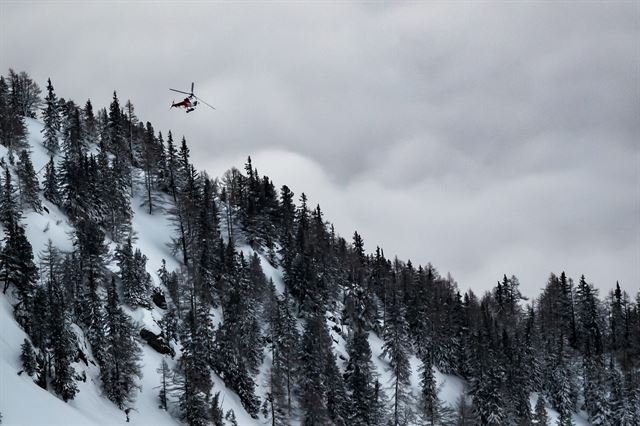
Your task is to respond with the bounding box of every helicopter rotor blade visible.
[194,95,216,110]
[191,82,194,95]
[170,88,191,95]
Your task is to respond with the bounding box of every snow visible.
[23,200,75,255]
[25,118,55,173]
[130,191,181,283]
[0,294,180,426]
[1,121,182,426]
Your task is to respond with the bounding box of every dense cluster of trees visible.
[1,70,639,426]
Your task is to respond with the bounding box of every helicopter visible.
[170,82,215,113]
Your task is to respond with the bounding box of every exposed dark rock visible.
[75,346,88,366]
[140,328,174,356]
[152,288,167,310]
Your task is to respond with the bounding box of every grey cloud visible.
[2,1,637,296]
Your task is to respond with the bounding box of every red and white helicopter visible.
[170,82,215,113]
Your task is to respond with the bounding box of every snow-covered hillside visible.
[1,118,594,426]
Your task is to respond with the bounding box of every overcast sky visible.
[2,1,638,297]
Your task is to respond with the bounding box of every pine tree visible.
[418,349,454,425]
[345,324,375,426]
[41,78,61,152]
[82,99,98,145]
[48,276,79,402]
[263,361,288,426]
[608,365,635,425]
[123,100,137,163]
[101,276,142,409]
[225,410,238,426]
[383,270,413,426]
[72,218,108,365]
[547,332,576,426]
[61,104,83,160]
[106,154,132,242]
[473,364,506,426]
[16,149,41,211]
[0,74,28,151]
[298,313,332,425]
[0,166,20,229]
[108,91,126,154]
[583,353,610,426]
[20,338,38,377]
[324,346,349,426]
[157,358,171,410]
[212,313,260,417]
[371,379,391,426]
[158,307,179,344]
[116,238,152,308]
[174,333,211,426]
[7,69,42,118]
[0,185,37,330]
[533,395,549,426]
[42,156,60,204]
[141,122,158,213]
[267,291,299,416]
[210,392,224,426]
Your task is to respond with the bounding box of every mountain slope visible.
[5,66,635,425]
[0,116,598,426]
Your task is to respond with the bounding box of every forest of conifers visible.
[0,69,638,426]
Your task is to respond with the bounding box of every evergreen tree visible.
[383,270,413,426]
[0,166,20,228]
[174,322,211,426]
[16,149,41,211]
[61,104,83,160]
[43,156,60,204]
[418,349,454,425]
[108,91,126,154]
[158,307,179,344]
[533,395,549,426]
[7,69,42,118]
[20,338,38,377]
[298,313,332,425]
[101,276,142,409]
[371,379,391,426]
[73,218,108,364]
[324,348,349,426]
[48,275,79,402]
[345,324,375,426]
[267,291,299,416]
[473,364,506,426]
[41,78,61,152]
[212,312,260,417]
[82,99,98,144]
[157,359,171,410]
[210,392,224,426]
[116,238,152,308]
[608,365,635,425]
[0,175,37,329]
[106,153,132,242]
[582,353,610,425]
[551,339,576,426]
[225,410,238,426]
[0,74,28,152]
[263,361,288,426]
